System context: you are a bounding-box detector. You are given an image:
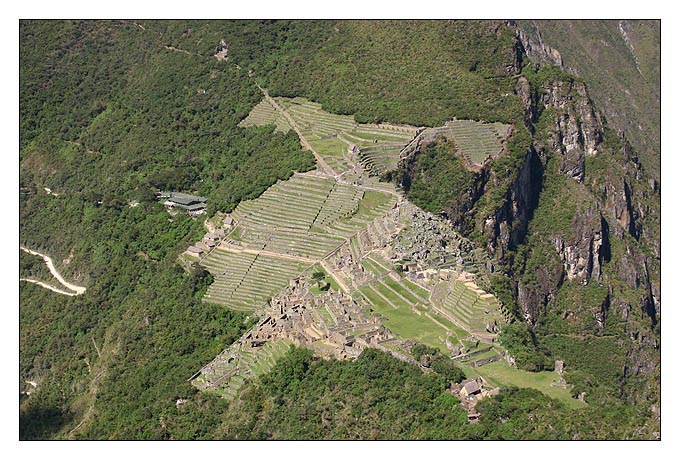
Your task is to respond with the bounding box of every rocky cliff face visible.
[482,147,543,260]
[516,26,660,406]
[516,75,603,183]
[553,207,609,284]
[514,23,564,69]
[471,27,658,333]
[400,24,659,332]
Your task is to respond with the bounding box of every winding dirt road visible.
[19,278,79,296]
[20,247,86,296]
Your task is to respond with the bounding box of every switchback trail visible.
[20,246,86,295]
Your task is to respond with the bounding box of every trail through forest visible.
[20,246,86,295]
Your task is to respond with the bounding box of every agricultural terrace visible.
[240,96,512,177]
[433,278,505,339]
[203,94,570,405]
[464,360,586,409]
[242,97,421,176]
[193,339,292,400]
[228,173,396,259]
[200,173,396,311]
[238,98,292,133]
[202,248,310,311]
[440,119,511,166]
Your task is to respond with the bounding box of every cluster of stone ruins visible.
[192,194,511,395]
[190,90,517,404]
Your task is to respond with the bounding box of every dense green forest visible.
[20,20,659,439]
[205,347,646,440]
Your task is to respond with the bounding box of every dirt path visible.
[20,247,86,295]
[20,278,78,296]
[164,45,194,56]
[320,260,351,293]
[253,83,337,176]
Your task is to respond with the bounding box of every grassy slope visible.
[463,361,584,409]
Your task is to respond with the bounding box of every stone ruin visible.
[389,205,492,281]
[451,376,500,422]
[253,276,401,360]
[193,274,417,394]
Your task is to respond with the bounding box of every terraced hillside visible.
[193,339,293,400]
[242,97,421,176]
[202,92,560,406]
[434,278,506,339]
[201,248,310,311]
[416,120,511,167]
[343,124,420,176]
[238,98,292,133]
[241,96,512,177]
[352,251,464,352]
[199,172,397,313]
[444,120,511,165]
[228,173,396,259]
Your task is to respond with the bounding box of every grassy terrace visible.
[443,119,511,165]
[355,269,580,407]
[462,360,585,409]
[238,99,292,133]
[307,136,353,173]
[242,96,419,175]
[362,257,389,276]
[359,283,450,354]
[437,279,503,334]
[199,339,293,400]
[202,248,310,311]
[229,174,395,253]
[202,172,396,312]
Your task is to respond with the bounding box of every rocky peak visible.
[542,79,603,183]
[514,23,564,68]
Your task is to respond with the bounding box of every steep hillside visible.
[396,23,660,434]
[516,20,660,181]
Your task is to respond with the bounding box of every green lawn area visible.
[360,285,393,310]
[309,137,348,159]
[362,258,388,276]
[306,264,341,294]
[356,190,394,216]
[360,285,450,354]
[373,281,410,307]
[403,278,431,300]
[382,278,420,304]
[227,226,241,240]
[349,235,361,259]
[462,360,585,409]
[427,310,470,343]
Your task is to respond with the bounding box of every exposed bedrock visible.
[516,75,603,183]
[482,147,543,260]
[553,207,609,285]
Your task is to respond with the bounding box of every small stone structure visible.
[452,377,500,422]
